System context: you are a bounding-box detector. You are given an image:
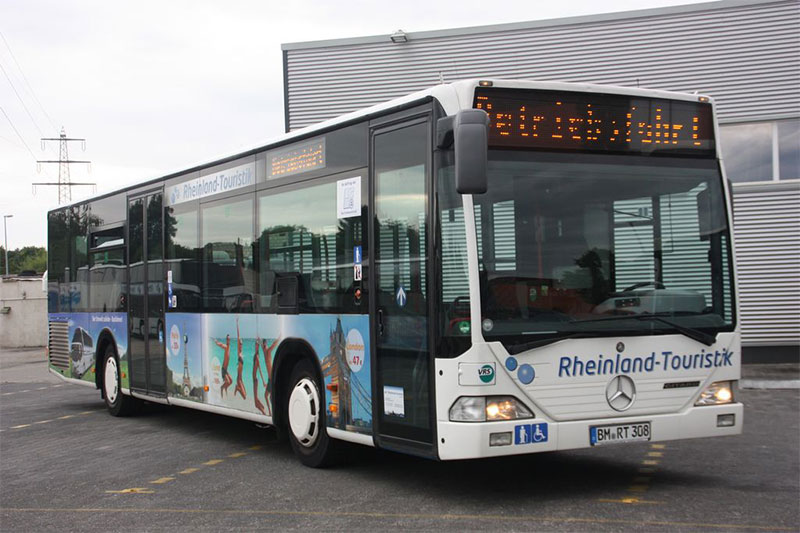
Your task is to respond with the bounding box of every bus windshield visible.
[468,151,735,351]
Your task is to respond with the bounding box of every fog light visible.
[490,432,513,446]
[717,414,735,427]
[695,381,734,406]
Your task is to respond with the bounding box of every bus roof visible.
[49,78,714,213]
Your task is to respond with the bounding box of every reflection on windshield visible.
[438,152,735,350]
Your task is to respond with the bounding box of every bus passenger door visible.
[127,192,166,396]
[370,117,434,452]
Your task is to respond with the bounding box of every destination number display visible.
[474,88,714,156]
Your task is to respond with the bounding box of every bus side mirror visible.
[439,109,489,195]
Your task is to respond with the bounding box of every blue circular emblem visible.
[505,357,518,371]
[518,364,535,385]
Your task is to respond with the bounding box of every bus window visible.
[201,196,255,312]
[258,178,364,313]
[165,205,201,310]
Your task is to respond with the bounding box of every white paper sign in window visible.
[383,385,405,417]
[337,176,361,219]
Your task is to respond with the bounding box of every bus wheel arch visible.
[271,339,320,436]
[95,329,117,392]
[96,330,139,416]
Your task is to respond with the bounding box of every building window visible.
[720,119,800,183]
[778,120,800,180]
[719,122,772,183]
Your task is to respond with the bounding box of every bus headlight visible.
[695,381,734,406]
[449,396,534,422]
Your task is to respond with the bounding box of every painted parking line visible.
[104,488,154,494]
[104,445,262,495]
[600,443,669,505]
[0,384,64,397]
[5,408,104,431]
[1,507,794,531]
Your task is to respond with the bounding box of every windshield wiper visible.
[573,314,717,346]
[505,332,594,355]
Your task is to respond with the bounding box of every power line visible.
[0,105,37,160]
[0,31,57,133]
[0,60,45,138]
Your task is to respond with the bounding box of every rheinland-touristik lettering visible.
[558,349,735,377]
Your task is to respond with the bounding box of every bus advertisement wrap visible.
[48,312,128,387]
[165,313,373,434]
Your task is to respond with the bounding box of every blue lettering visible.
[573,356,584,376]
[662,351,671,368]
[704,352,713,368]
[645,352,656,371]
[558,357,571,377]
[602,357,614,375]
[621,358,631,373]
[723,350,733,366]
[585,360,596,375]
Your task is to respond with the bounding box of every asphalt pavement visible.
[1,346,798,532]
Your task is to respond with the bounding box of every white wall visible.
[0,277,47,348]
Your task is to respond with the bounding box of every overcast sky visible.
[0,0,712,249]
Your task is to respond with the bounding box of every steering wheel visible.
[623,281,666,292]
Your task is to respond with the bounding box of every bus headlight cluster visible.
[695,381,734,406]
[449,396,534,422]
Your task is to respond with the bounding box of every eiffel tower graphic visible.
[182,328,191,397]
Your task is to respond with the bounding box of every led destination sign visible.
[267,138,326,179]
[474,88,715,156]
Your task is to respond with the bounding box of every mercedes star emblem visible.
[606,375,636,411]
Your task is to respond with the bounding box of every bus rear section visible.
[432,81,741,460]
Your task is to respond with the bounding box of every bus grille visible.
[48,320,70,370]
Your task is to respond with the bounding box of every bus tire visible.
[286,359,340,468]
[102,344,139,417]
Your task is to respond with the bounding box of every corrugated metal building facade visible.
[282,0,800,359]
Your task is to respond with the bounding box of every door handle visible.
[377,307,385,338]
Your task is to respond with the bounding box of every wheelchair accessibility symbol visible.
[514,423,548,445]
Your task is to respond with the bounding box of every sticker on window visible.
[383,386,405,417]
[337,176,361,218]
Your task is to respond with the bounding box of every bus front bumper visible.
[436,402,743,460]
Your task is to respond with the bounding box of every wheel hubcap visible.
[288,378,320,447]
[104,356,118,404]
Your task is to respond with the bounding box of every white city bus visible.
[47,79,742,467]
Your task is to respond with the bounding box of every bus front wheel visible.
[286,359,340,468]
[102,344,139,417]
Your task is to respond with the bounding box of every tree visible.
[0,246,48,275]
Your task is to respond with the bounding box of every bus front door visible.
[127,192,166,396]
[370,116,435,453]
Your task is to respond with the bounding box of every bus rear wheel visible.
[102,344,139,417]
[286,359,340,468]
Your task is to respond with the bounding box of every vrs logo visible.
[479,364,495,383]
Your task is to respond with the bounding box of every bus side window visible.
[259,177,364,314]
[201,196,256,313]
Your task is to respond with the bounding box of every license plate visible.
[590,421,651,446]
